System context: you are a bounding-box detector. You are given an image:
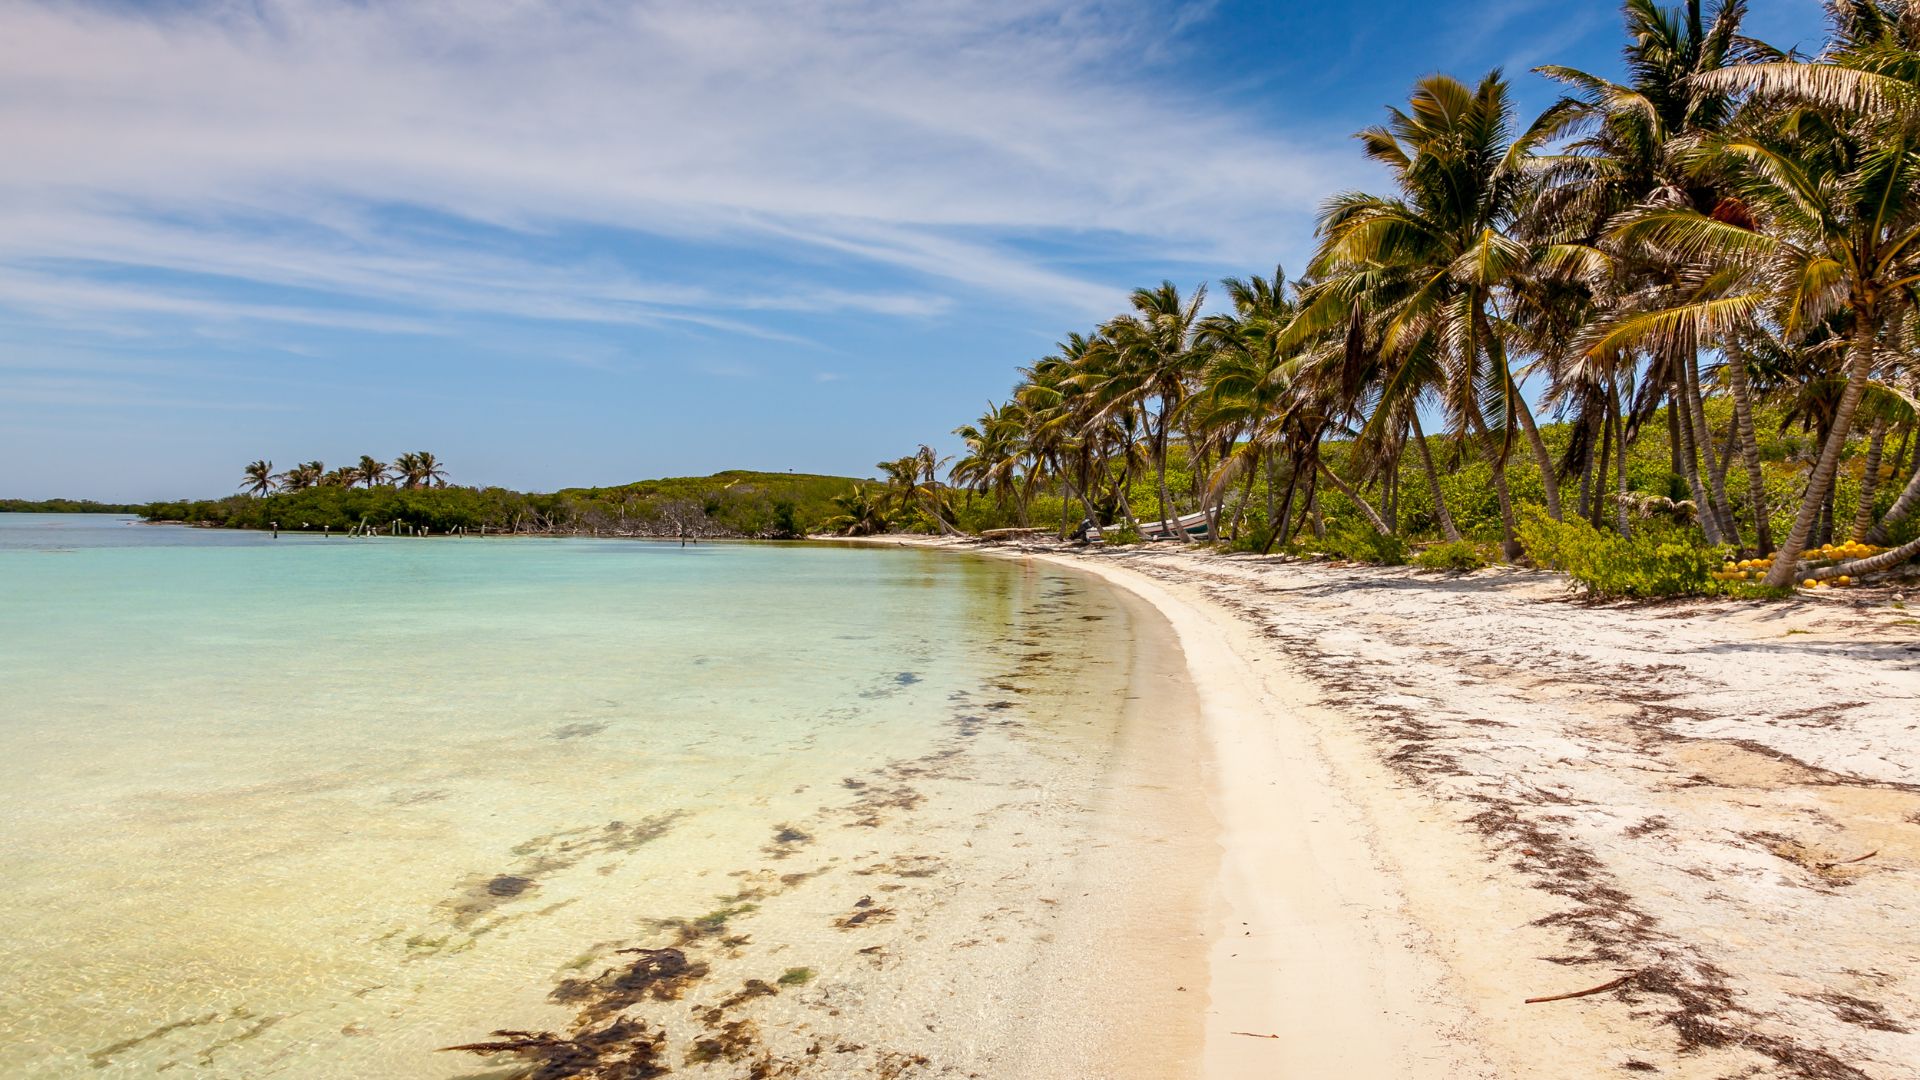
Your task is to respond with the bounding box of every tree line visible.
[919,0,1920,590]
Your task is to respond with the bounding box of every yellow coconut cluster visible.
[1713,541,1885,588]
[1804,540,1883,563]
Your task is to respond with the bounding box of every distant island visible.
[159,469,877,540]
[6,456,877,540]
[0,498,147,514]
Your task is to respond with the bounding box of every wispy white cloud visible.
[0,0,1356,336]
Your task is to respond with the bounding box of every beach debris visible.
[1525,971,1641,1004]
[486,874,534,898]
[439,1018,670,1079]
[1230,1031,1280,1039]
[763,824,813,860]
[550,947,710,1021]
[835,896,895,929]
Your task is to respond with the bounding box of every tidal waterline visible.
[0,515,1210,1078]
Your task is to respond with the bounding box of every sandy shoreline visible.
[858,535,1920,1078]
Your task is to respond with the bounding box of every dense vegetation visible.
[879,1,1920,598]
[145,463,870,539]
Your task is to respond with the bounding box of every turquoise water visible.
[0,515,1150,1077]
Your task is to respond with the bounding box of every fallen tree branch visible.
[1525,972,1639,1005]
[1818,849,1878,869]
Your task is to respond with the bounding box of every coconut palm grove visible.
[861,0,1919,598]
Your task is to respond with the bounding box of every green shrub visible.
[1314,526,1407,565]
[1517,512,1724,599]
[1225,523,1274,553]
[1412,539,1490,572]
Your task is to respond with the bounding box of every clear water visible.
[0,514,1156,1078]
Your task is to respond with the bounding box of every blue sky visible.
[1,0,1830,501]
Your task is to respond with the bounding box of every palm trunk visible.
[1229,449,1258,541]
[1058,468,1071,540]
[1849,417,1889,542]
[1514,391,1563,521]
[1259,457,1303,555]
[1490,450,1522,561]
[1264,454,1278,525]
[1411,413,1463,542]
[1384,447,1402,533]
[1152,414,1173,532]
[1591,403,1612,527]
[1315,459,1391,534]
[1725,344,1772,554]
[1471,407,1523,559]
[1683,348,1736,542]
[1764,319,1876,588]
[1666,393,1684,476]
[1578,413,1597,523]
[1866,458,1920,545]
[1616,388,1632,537]
[1711,420,1741,544]
[1672,376,1722,544]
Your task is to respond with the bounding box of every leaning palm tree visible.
[824,486,890,536]
[877,447,958,533]
[240,460,276,497]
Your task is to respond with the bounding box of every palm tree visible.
[357,456,389,488]
[394,451,449,489]
[240,460,276,497]
[823,487,890,536]
[950,401,1031,524]
[322,466,358,487]
[279,461,325,492]
[878,446,957,533]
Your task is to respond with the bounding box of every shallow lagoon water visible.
[0,514,1180,1077]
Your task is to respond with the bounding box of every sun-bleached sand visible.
[873,535,1920,1078]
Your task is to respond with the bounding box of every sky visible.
[0,0,1833,501]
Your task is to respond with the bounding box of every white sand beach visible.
[875,536,1920,1079]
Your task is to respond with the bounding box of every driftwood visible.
[1817,849,1879,869]
[1525,971,1639,1004]
[1230,1031,1281,1039]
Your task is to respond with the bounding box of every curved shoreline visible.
[852,535,1920,1079]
